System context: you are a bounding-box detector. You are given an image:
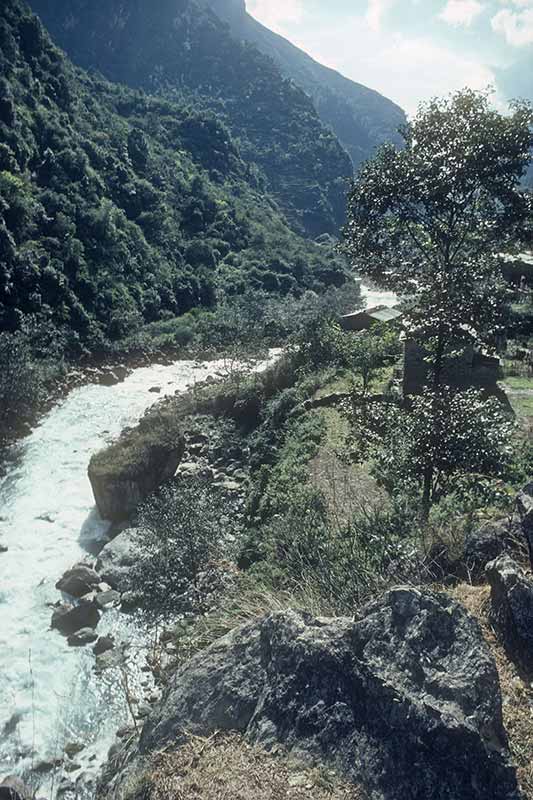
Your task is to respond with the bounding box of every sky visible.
[245,0,533,116]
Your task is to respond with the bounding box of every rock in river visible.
[95,528,142,593]
[67,628,99,647]
[88,415,185,521]
[56,564,102,598]
[51,603,100,636]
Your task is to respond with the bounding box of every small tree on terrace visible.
[342,89,533,386]
[346,387,513,509]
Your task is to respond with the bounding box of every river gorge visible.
[0,289,395,797]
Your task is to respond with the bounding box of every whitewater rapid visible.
[0,357,271,795]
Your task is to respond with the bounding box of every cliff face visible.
[204,0,406,169]
[29,0,353,237]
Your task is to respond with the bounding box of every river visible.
[0,357,272,796]
[0,288,395,796]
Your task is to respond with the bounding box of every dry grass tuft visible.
[139,732,365,800]
[450,583,533,799]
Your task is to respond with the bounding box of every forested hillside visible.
[204,0,406,169]
[29,0,353,237]
[0,0,348,348]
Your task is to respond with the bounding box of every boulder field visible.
[103,587,521,800]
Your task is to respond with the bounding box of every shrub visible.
[0,329,43,442]
[133,480,244,617]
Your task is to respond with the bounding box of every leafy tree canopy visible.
[342,89,533,380]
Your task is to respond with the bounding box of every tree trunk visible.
[422,465,432,520]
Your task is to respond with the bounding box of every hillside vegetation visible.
[0,0,348,349]
[204,0,406,169]
[29,0,354,237]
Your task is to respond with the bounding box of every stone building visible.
[401,336,501,396]
[339,305,501,396]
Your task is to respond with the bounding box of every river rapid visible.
[0,290,396,796]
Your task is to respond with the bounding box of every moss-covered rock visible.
[88,403,185,521]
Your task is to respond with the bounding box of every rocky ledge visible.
[88,402,185,521]
[103,587,520,800]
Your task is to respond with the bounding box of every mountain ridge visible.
[203,0,406,169]
[0,0,348,344]
[28,0,354,237]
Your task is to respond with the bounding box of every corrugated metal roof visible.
[368,307,403,322]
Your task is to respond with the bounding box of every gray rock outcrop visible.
[95,529,142,593]
[463,519,517,582]
[516,483,533,567]
[486,554,533,672]
[129,588,519,800]
[0,777,32,800]
[88,424,185,521]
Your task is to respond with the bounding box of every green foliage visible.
[251,412,326,521]
[343,89,533,385]
[0,0,350,351]
[345,387,514,510]
[0,316,66,445]
[294,316,400,393]
[32,0,353,237]
[243,485,419,613]
[0,329,43,443]
[134,480,243,617]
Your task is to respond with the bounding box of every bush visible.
[0,329,43,442]
[133,480,244,617]
[243,486,420,614]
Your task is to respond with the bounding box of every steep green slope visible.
[205,0,406,170]
[0,0,348,347]
[28,0,353,237]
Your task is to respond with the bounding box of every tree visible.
[346,325,400,396]
[342,90,533,514]
[342,89,533,388]
[346,387,513,511]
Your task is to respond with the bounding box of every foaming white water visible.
[0,355,275,793]
[361,284,397,309]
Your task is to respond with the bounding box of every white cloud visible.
[287,14,500,117]
[246,0,304,33]
[500,1,533,7]
[366,0,398,32]
[439,0,484,26]
[492,7,533,45]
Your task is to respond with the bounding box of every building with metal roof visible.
[340,305,403,332]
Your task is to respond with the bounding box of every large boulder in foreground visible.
[486,554,533,672]
[134,588,519,800]
[95,528,142,593]
[88,401,185,521]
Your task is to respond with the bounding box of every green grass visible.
[509,394,533,419]
[313,365,396,401]
[502,375,533,391]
